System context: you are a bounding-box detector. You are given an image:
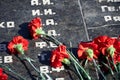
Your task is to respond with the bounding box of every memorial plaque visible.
[0,0,120,80]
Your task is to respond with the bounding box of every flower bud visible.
[14,44,24,54]
[36,28,45,35]
[107,46,115,57]
[85,49,94,59]
[62,58,70,65]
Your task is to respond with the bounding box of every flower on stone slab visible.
[112,40,120,64]
[77,42,99,61]
[0,68,8,80]
[28,17,45,39]
[93,35,120,72]
[50,45,70,68]
[7,36,29,54]
[93,35,118,58]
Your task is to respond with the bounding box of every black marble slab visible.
[0,0,120,80]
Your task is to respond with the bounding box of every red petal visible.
[101,47,107,55]
[93,35,109,43]
[28,17,42,28]
[51,60,62,68]
[1,74,8,80]
[77,49,84,58]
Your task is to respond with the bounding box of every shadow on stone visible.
[18,22,32,40]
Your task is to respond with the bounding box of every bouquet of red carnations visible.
[1,17,120,80]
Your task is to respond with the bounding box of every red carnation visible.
[50,45,70,68]
[112,41,120,64]
[77,42,99,61]
[0,68,8,80]
[93,35,117,57]
[28,17,45,39]
[7,36,29,54]
[93,35,120,65]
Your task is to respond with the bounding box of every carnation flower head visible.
[93,35,118,58]
[50,45,70,68]
[77,42,99,61]
[28,17,45,39]
[0,68,8,80]
[7,36,29,54]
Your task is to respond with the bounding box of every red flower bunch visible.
[77,35,120,78]
[77,35,120,63]
[0,68,8,80]
[7,36,29,54]
[77,42,99,61]
[94,36,116,57]
[93,36,120,64]
[28,17,45,39]
[50,45,70,68]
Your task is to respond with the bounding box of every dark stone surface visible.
[0,0,120,80]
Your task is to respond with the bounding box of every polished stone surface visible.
[0,0,120,80]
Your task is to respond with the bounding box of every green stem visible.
[106,57,114,74]
[67,50,79,62]
[21,53,40,73]
[74,63,84,80]
[24,56,53,80]
[24,56,46,80]
[8,68,26,80]
[44,34,62,46]
[0,64,26,80]
[102,62,116,80]
[84,59,88,67]
[105,57,117,80]
[93,59,106,80]
[21,53,51,80]
[94,62,99,80]
[69,52,91,80]
[106,57,111,68]
[66,50,91,80]
[43,34,91,80]
[111,57,118,72]
[106,57,118,73]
